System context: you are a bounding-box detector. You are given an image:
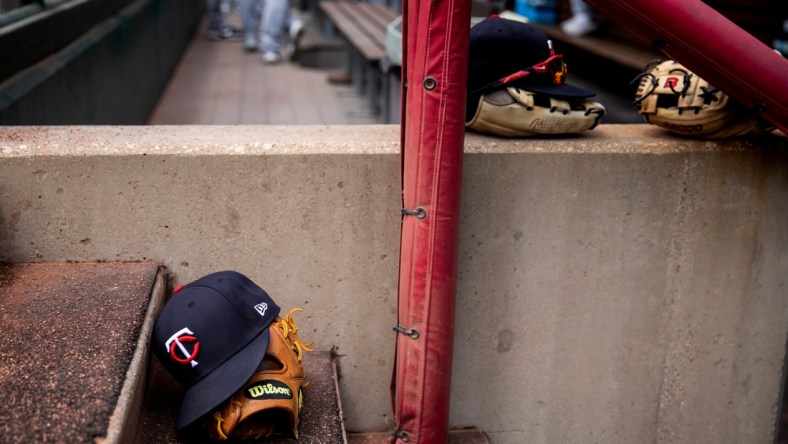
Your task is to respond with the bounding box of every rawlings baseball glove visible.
[209,308,315,440]
[466,87,606,137]
[633,60,771,139]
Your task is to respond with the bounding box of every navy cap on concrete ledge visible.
[467,16,596,120]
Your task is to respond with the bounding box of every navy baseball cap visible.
[467,16,595,120]
[152,271,280,430]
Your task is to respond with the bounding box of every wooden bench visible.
[538,24,660,72]
[548,0,784,72]
[319,0,398,116]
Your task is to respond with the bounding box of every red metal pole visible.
[391,0,471,441]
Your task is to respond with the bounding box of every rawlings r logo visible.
[165,327,200,367]
[664,77,679,88]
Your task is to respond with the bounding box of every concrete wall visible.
[0,0,203,124]
[1,125,786,443]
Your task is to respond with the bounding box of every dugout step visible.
[0,261,165,444]
[138,349,347,443]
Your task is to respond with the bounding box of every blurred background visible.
[0,0,785,125]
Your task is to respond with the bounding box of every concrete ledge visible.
[104,267,167,444]
[1,125,787,443]
[0,124,781,155]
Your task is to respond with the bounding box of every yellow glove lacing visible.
[278,307,316,362]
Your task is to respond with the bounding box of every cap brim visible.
[523,82,596,98]
[175,327,271,430]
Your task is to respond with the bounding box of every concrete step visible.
[0,260,481,443]
[138,349,347,443]
[0,262,165,444]
[347,428,490,443]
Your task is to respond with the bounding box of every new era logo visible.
[254,303,268,317]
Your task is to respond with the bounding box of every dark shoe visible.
[286,19,305,61]
[327,72,353,84]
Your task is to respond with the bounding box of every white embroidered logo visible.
[165,327,199,368]
[254,303,268,317]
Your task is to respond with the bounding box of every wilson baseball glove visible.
[209,308,315,440]
[633,60,771,139]
[466,87,606,137]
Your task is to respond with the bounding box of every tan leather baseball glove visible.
[633,60,772,139]
[208,308,315,440]
[467,87,606,137]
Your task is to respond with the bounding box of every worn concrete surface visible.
[348,428,490,443]
[0,262,160,443]
[105,268,167,444]
[1,125,787,443]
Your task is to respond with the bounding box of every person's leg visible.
[238,0,261,50]
[260,0,289,62]
[570,0,595,18]
[560,0,599,37]
[283,8,304,60]
[205,0,222,33]
[205,0,234,39]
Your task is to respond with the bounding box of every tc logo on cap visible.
[165,327,200,368]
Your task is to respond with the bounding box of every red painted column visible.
[391,0,471,441]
